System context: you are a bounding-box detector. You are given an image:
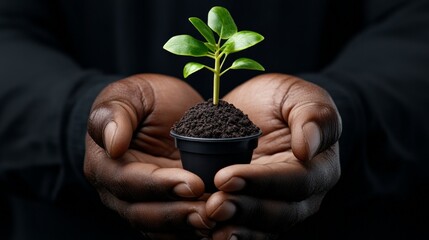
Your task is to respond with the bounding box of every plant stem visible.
[213,48,221,105]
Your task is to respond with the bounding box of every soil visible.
[172,99,260,138]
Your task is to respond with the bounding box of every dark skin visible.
[84,73,342,239]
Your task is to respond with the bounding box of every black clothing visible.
[1,0,429,239]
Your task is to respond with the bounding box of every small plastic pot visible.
[171,131,262,193]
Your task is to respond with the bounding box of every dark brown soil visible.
[172,99,260,138]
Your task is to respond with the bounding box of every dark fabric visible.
[1,0,428,239]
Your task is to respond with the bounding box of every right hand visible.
[206,74,342,239]
[84,74,215,239]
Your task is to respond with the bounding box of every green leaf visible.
[208,6,237,39]
[189,17,216,45]
[204,42,217,52]
[222,31,264,54]
[183,62,206,78]
[163,35,209,57]
[230,58,265,71]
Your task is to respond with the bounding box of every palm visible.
[224,74,308,161]
[88,73,203,159]
[241,101,295,165]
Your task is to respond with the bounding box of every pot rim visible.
[170,130,262,142]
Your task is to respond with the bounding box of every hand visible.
[84,74,215,239]
[206,73,342,239]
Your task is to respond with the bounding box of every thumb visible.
[289,103,342,161]
[87,101,139,159]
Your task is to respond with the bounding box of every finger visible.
[141,231,210,240]
[92,151,206,201]
[99,190,216,234]
[286,90,342,161]
[87,74,203,159]
[214,151,337,202]
[216,163,310,201]
[84,139,205,201]
[216,144,340,200]
[212,225,276,240]
[207,191,324,233]
[87,78,154,158]
[88,100,143,158]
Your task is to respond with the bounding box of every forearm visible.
[300,0,429,199]
[0,3,120,202]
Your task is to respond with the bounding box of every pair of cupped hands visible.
[84,73,342,240]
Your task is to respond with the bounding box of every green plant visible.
[163,6,265,105]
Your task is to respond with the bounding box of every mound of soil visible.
[172,99,260,138]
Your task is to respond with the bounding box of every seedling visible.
[163,6,265,105]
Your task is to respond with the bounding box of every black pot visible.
[171,131,262,193]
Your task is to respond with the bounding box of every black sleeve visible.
[301,0,429,207]
[0,0,119,202]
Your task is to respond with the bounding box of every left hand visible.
[205,73,342,239]
[84,74,214,239]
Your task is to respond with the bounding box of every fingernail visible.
[173,183,197,198]
[303,122,321,160]
[229,235,238,240]
[219,177,246,192]
[104,121,117,156]
[197,233,211,239]
[209,201,236,221]
[188,212,216,229]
